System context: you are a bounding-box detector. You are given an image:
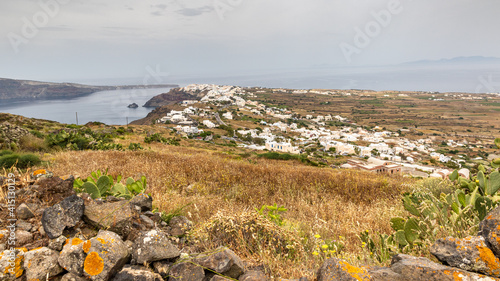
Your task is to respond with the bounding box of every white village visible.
[155,84,489,179]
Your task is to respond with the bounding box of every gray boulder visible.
[16,220,33,232]
[238,270,268,281]
[15,230,33,247]
[316,254,500,281]
[84,200,139,237]
[168,261,205,281]
[480,206,500,258]
[390,254,497,281]
[49,235,68,251]
[169,216,193,237]
[132,229,180,264]
[193,247,244,279]
[112,265,163,281]
[24,247,64,281]
[0,248,26,280]
[83,230,130,281]
[129,193,153,212]
[139,215,155,229]
[431,236,500,277]
[42,194,85,239]
[16,203,35,220]
[317,258,372,281]
[58,237,86,276]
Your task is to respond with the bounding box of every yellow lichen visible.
[339,261,371,281]
[82,240,91,253]
[452,271,463,281]
[96,238,107,244]
[4,255,24,278]
[71,238,83,246]
[84,252,104,276]
[477,245,500,275]
[33,169,46,176]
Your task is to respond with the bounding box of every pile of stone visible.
[0,176,272,281]
[317,206,500,281]
[0,122,30,149]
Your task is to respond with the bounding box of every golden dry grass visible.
[45,145,411,279]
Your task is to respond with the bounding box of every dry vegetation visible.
[43,144,412,279]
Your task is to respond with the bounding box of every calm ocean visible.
[0,87,174,125]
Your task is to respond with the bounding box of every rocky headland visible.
[0,78,178,101]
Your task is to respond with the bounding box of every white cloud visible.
[1,0,500,81]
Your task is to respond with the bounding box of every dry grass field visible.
[43,144,412,278]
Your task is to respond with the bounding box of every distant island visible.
[0,77,178,101]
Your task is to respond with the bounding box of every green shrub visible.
[18,154,41,168]
[30,130,44,138]
[45,129,122,151]
[128,143,143,151]
[0,153,41,169]
[0,150,13,156]
[256,203,287,226]
[144,133,180,146]
[258,152,297,160]
[144,133,167,144]
[0,154,21,168]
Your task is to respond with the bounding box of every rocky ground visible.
[2,173,500,280]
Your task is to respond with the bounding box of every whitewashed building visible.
[265,141,300,154]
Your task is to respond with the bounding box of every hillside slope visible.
[142,88,201,107]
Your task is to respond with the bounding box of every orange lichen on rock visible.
[33,169,46,176]
[96,238,108,244]
[71,238,83,246]
[84,252,104,276]
[476,245,500,275]
[4,254,24,278]
[339,261,372,281]
[82,240,91,253]
[452,271,464,281]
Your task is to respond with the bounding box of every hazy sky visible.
[1,0,499,83]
